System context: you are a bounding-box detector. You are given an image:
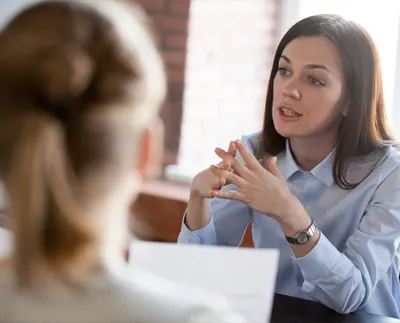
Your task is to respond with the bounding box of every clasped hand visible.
[210,139,303,222]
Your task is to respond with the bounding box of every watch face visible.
[296,232,310,244]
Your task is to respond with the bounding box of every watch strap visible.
[285,220,317,245]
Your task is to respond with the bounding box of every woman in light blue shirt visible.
[178,14,400,318]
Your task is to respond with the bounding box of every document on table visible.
[129,241,279,323]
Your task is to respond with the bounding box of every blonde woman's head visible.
[0,0,166,287]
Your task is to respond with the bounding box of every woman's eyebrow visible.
[280,54,332,73]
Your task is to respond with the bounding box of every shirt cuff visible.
[292,232,342,282]
[177,212,217,245]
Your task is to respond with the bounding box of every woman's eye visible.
[278,67,290,76]
[308,76,324,86]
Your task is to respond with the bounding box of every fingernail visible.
[236,139,242,146]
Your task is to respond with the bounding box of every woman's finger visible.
[230,157,254,180]
[215,147,256,181]
[207,165,223,190]
[266,156,284,180]
[234,139,263,172]
[221,160,232,171]
[210,165,248,190]
[225,171,247,187]
[228,141,236,157]
[212,189,245,201]
[209,164,230,179]
[215,147,235,163]
[218,176,226,187]
[218,142,236,171]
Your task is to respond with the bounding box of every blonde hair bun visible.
[38,45,94,105]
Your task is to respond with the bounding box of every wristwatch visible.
[285,220,317,245]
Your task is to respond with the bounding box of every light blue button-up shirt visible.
[178,132,400,318]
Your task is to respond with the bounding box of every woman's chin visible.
[275,127,297,138]
[274,122,309,139]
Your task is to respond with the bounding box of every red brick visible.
[160,104,182,157]
[166,67,185,82]
[163,50,186,67]
[134,0,280,167]
[135,0,167,12]
[152,15,188,33]
[164,34,187,50]
[169,0,190,15]
[166,83,184,104]
[163,103,182,115]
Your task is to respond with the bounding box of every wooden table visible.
[130,179,254,246]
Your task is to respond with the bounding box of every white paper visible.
[129,241,279,323]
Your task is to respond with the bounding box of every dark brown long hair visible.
[259,14,396,189]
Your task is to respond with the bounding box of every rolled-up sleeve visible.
[292,166,400,314]
[178,206,217,245]
[178,188,252,246]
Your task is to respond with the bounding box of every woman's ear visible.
[136,118,164,180]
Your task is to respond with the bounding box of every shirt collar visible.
[283,141,299,181]
[282,140,335,187]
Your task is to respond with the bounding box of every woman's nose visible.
[282,80,301,100]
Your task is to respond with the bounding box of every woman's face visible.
[272,36,346,140]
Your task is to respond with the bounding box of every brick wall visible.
[168,0,282,180]
[134,0,281,177]
[135,0,190,165]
